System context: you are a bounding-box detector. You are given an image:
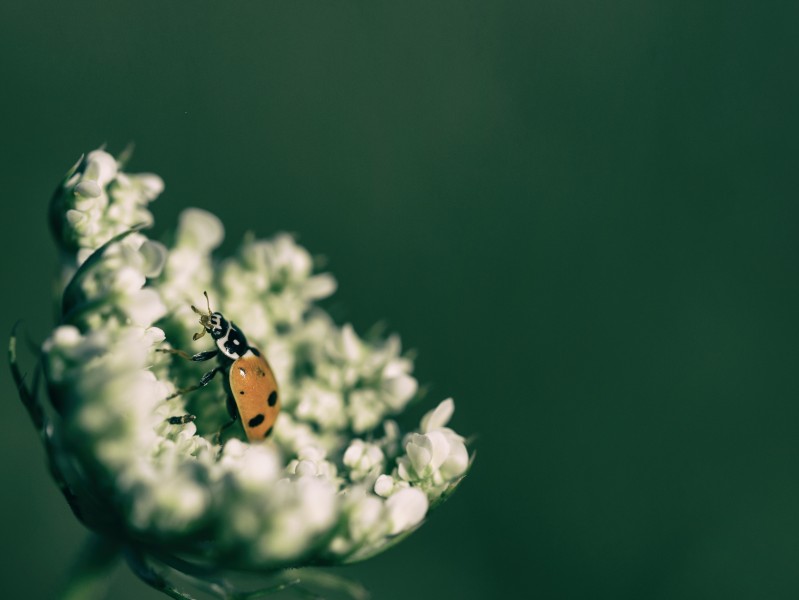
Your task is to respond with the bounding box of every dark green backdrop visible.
[2,1,799,598]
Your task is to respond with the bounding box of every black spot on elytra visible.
[264,425,273,438]
[248,414,265,428]
[268,391,278,406]
[239,390,244,395]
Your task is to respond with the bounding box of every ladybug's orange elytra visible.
[229,353,280,440]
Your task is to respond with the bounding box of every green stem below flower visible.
[126,548,368,600]
[60,535,121,600]
[285,569,370,600]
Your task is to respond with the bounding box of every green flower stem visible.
[286,569,370,600]
[9,325,89,525]
[9,323,44,431]
[126,550,363,600]
[61,535,121,600]
[124,548,202,600]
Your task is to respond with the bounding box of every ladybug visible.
[163,292,280,442]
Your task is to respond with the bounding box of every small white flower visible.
[386,487,428,535]
[421,397,455,432]
[294,380,348,430]
[394,399,470,500]
[285,445,339,482]
[175,207,225,252]
[327,487,390,559]
[343,439,385,483]
[373,473,409,498]
[218,439,282,491]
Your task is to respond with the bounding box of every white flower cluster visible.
[220,233,337,336]
[375,399,470,503]
[51,149,168,330]
[39,149,470,573]
[51,149,163,262]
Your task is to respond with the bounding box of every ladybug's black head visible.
[207,312,229,339]
[191,292,228,341]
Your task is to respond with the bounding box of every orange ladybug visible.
[165,293,280,442]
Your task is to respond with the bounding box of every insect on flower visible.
[161,292,281,442]
[14,149,471,597]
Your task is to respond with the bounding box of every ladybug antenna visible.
[190,291,213,340]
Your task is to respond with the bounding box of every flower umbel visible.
[13,149,471,599]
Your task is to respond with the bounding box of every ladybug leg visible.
[157,348,219,362]
[165,365,223,400]
[213,396,240,445]
[225,392,238,419]
[164,365,223,422]
[167,414,196,425]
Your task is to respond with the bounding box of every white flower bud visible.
[421,398,455,432]
[374,475,392,497]
[343,439,385,482]
[391,398,470,500]
[75,180,102,198]
[84,150,118,186]
[386,488,428,535]
[176,208,224,252]
[138,240,168,278]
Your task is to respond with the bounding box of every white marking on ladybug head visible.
[209,312,225,333]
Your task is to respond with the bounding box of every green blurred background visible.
[2,1,799,598]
